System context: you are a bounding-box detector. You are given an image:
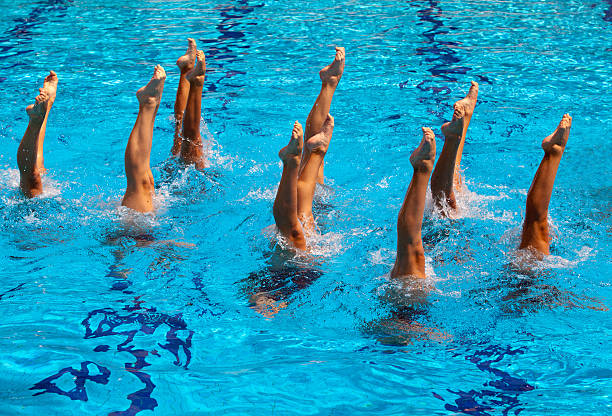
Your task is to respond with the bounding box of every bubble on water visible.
[429,179,515,223]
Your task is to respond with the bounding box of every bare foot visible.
[176,38,197,72]
[305,114,334,154]
[136,65,166,107]
[440,103,465,138]
[456,81,479,117]
[441,81,478,137]
[319,46,345,86]
[42,71,58,107]
[410,127,436,171]
[279,121,303,163]
[26,90,50,122]
[186,50,206,85]
[542,113,572,154]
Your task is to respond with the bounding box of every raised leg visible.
[391,128,436,279]
[299,46,345,185]
[519,114,572,255]
[17,71,58,198]
[172,38,197,155]
[430,81,478,212]
[296,114,334,232]
[121,65,166,213]
[180,50,206,169]
[273,121,306,250]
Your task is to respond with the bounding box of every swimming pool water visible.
[0,0,611,414]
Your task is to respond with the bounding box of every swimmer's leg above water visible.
[391,128,436,279]
[273,121,306,250]
[296,114,335,233]
[430,81,478,212]
[300,46,345,185]
[17,71,58,198]
[180,50,206,169]
[121,65,166,213]
[519,114,572,255]
[172,38,197,155]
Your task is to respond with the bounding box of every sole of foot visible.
[410,127,436,171]
[137,65,166,106]
[454,81,479,119]
[542,113,571,154]
[441,81,478,138]
[186,50,206,85]
[26,90,50,121]
[42,70,58,107]
[279,121,304,162]
[177,38,197,71]
[319,46,345,86]
[305,114,334,154]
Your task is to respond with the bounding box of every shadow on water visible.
[605,0,612,22]
[402,0,490,116]
[30,226,197,416]
[364,277,537,415]
[201,0,264,113]
[435,343,535,416]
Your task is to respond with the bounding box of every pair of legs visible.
[391,112,572,278]
[172,38,206,169]
[121,65,166,213]
[273,116,335,250]
[17,71,58,198]
[391,82,479,277]
[430,81,479,212]
[272,47,345,249]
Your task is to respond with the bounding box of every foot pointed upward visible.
[441,81,478,138]
[186,50,206,85]
[42,70,58,106]
[319,46,345,86]
[542,114,572,154]
[176,38,197,72]
[305,114,334,154]
[26,90,50,122]
[279,121,304,163]
[136,65,166,107]
[441,102,466,138]
[410,127,436,171]
[455,81,478,119]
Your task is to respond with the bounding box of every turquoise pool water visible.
[1,0,611,414]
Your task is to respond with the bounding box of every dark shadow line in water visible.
[0,0,73,73]
[436,344,534,416]
[605,0,612,22]
[403,0,491,106]
[0,282,26,300]
[201,0,264,105]
[80,301,194,415]
[30,361,110,401]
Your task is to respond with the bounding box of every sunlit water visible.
[0,0,611,415]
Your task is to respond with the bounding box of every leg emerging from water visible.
[180,50,206,169]
[519,114,572,255]
[430,81,478,212]
[296,114,334,233]
[273,121,306,250]
[300,46,345,185]
[17,71,58,198]
[172,38,197,155]
[391,128,436,279]
[121,65,166,213]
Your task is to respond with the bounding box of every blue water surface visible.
[0,0,611,415]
